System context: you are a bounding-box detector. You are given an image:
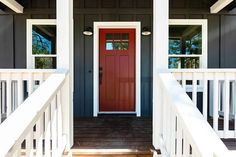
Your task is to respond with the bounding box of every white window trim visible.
[169,19,208,92]
[93,22,141,117]
[26,19,57,69]
[169,19,208,69]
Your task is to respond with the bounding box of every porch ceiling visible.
[0,0,23,13]
[1,0,236,14]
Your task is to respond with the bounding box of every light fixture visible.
[142,27,151,36]
[83,27,93,36]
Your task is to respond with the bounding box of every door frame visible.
[93,22,141,117]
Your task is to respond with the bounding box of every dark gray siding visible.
[73,0,153,117]
[0,15,14,68]
[1,0,236,117]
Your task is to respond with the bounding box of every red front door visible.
[99,29,135,112]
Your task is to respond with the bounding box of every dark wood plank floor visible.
[72,116,236,154]
[208,117,236,150]
[73,117,154,154]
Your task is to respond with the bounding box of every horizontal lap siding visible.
[0,0,236,117]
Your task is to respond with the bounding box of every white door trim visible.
[93,22,141,117]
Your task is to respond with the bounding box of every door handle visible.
[99,67,103,85]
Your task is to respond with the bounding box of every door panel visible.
[99,29,135,112]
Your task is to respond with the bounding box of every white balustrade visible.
[0,70,68,157]
[172,69,236,138]
[0,69,54,123]
[154,72,229,157]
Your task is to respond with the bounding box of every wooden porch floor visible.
[73,116,154,155]
[208,118,236,150]
[72,116,236,154]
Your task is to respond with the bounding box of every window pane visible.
[122,33,129,41]
[169,25,202,55]
[114,33,120,41]
[169,57,200,69]
[106,42,113,50]
[32,25,56,55]
[35,57,56,69]
[114,42,122,50]
[106,33,113,41]
[121,42,129,50]
[169,38,181,55]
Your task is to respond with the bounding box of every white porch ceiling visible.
[0,0,23,13]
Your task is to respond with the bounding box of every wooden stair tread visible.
[64,148,157,157]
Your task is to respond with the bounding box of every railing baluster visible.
[2,81,6,119]
[51,98,57,156]
[182,72,186,92]
[165,97,171,153]
[6,73,12,117]
[192,73,197,106]
[57,91,63,147]
[169,109,175,157]
[223,74,230,138]
[213,75,219,132]
[17,73,23,109]
[176,117,182,157]
[45,106,51,157]
[28,73,33,95]
[14,81,18,110]
[183,134,190,156]
[203,72,208,120]
[25,130,34,157]
[39,73,44,85]
[36,116,43,157]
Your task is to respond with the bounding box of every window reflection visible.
[169,57,199,69]
[169,25,202,69]
[32,25,56,55]
[105,33,129,51]
[35,57,56,69]
[32,25,56,69]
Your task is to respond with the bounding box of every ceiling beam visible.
[210,0,233,13]
[0,0,23,13]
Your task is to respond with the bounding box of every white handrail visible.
[170,68,236,73]
[0,70,68,157]
[0,69,55,123]
[172,69,236,138]
[154,72,230,157]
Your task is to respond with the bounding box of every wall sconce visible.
[142,27,151,36]
[83,27,93,36]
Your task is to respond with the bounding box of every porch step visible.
[64,148,159,157]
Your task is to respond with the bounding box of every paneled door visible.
[99,29,135,112]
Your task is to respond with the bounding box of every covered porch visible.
[0,0,236,157]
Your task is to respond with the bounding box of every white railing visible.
[0,69,54,123]
[0,70,68,157]
[172,69,236,138]
[154,72,229,157]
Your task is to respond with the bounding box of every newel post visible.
[152,0,169,148]
[56,0,74,149]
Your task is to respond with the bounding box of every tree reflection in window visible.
[32,25,56,69]
[169,25,202,69]
[32,31,52,55]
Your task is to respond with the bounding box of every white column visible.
[56,0,74,149]
[153,0,169,149]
